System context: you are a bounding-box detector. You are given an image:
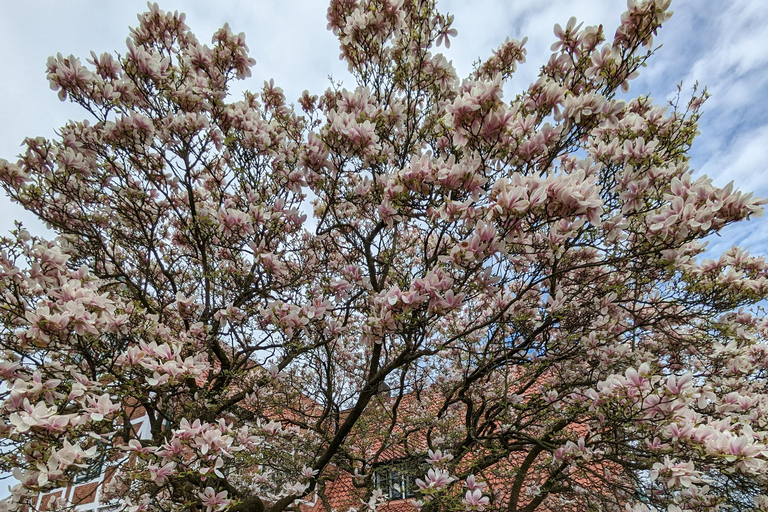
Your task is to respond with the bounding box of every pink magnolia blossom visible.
[463,489,489,509]
[198,487,231,512]
[415,469,455,491]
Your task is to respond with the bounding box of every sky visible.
[1,0,767,258]
[0,0,767,500]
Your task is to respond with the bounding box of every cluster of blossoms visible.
[0,0,767,511]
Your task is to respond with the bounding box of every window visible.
[73,445,107,484]
[372,459,423,499]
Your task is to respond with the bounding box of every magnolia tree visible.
[1,0,768,511]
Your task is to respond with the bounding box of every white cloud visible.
[698,122,768,190]
[437,0,626,91]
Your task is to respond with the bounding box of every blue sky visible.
[0,0,766,253]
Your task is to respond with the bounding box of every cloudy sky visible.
[0,0,766,254]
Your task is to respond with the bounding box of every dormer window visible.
[372,459,422,499]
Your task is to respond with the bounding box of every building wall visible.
[36,412,150,511]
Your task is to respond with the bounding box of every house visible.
[35,407,151,512]
[33,377,624,512]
